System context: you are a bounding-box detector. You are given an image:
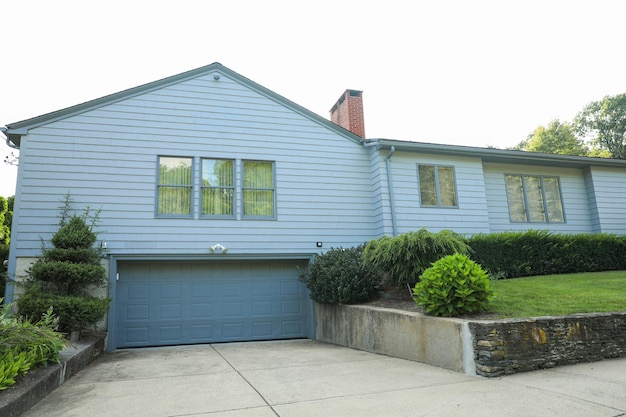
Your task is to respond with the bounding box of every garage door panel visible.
[191,302,214,318]
[124,326,149,344]
[115,260,310,348]
[282,320,304,336]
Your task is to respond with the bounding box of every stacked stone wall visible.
[469,313,626,377]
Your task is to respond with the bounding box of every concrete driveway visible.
[23,340,626,417]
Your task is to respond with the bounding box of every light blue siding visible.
[385,152,491,235]
[483,162,594,234]
[11,72,377,258]
[586,167,626,234]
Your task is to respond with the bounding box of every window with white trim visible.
[505,174,565,223]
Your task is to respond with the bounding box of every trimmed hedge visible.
[299,245,380,304]
[467,230,626,278]
[17,290,109,333]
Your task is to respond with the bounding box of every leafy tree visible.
[574,93,626,159]
[517,119,589,156]
[0,197,10,245]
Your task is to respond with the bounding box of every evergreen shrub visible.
[467,231,626,278]
[299,245,380,304]
[363,228,471,285]
[18,195,110,333]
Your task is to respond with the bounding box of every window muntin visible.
[418,164,458,207]
[157,156,193,215]
[505,174,565,223]
[201,159,234,216]
[243,160,275,217]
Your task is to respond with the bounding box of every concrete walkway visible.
[22,340,626,417]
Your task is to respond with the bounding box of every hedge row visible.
[467,230,626,278]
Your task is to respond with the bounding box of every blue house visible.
[3,63,626,350]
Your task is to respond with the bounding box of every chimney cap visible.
[330,89,363,112]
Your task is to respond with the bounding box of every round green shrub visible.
[299,245,380,304]
[413,253,494,317]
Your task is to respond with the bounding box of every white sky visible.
[2,0,626,198]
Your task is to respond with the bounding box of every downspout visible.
[386,146,398,236]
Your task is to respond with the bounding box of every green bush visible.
[0,244,8,299]
[17,288,110,332]
[18,194,110,333]
[413,253,494,317]
[299,245,381,304]
[363,228,471,285]
[0,300,66,390]
[28,261,106,294]
[50,215,98,249]
[467,231,626,278]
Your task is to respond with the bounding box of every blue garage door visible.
[115,260,310,348]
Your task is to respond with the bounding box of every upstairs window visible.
[505,174,565,223]
[157,156,192,215]
[417,164,458,207]
[201,159,235,216]
[243,160,275,217]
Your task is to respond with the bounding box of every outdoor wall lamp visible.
[210,243,227,254]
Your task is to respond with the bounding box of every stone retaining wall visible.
[315,302,626,377]
[468,312,626,377]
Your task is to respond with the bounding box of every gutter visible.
[1,126,19,149]
[386,146,398,236]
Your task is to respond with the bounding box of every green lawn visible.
[487,270,626,318]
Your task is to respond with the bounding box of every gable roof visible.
[4,62,626,170]
[3,62,363,148]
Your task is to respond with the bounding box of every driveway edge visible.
[0,332,106,417]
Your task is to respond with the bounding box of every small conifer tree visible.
[18,194,110,333]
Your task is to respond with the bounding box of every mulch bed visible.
[360,285,500,320]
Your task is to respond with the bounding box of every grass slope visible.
[488,270,626,318]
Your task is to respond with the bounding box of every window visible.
[157,156,192,215]
[505,175,565,223]
[417,165,458,207]
[201,159,234,216]
[156,156,275,219]
[243,160,275,217]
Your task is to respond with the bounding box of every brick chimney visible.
[329,89,365,138]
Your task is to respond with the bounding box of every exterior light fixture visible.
[210,243,227,254]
